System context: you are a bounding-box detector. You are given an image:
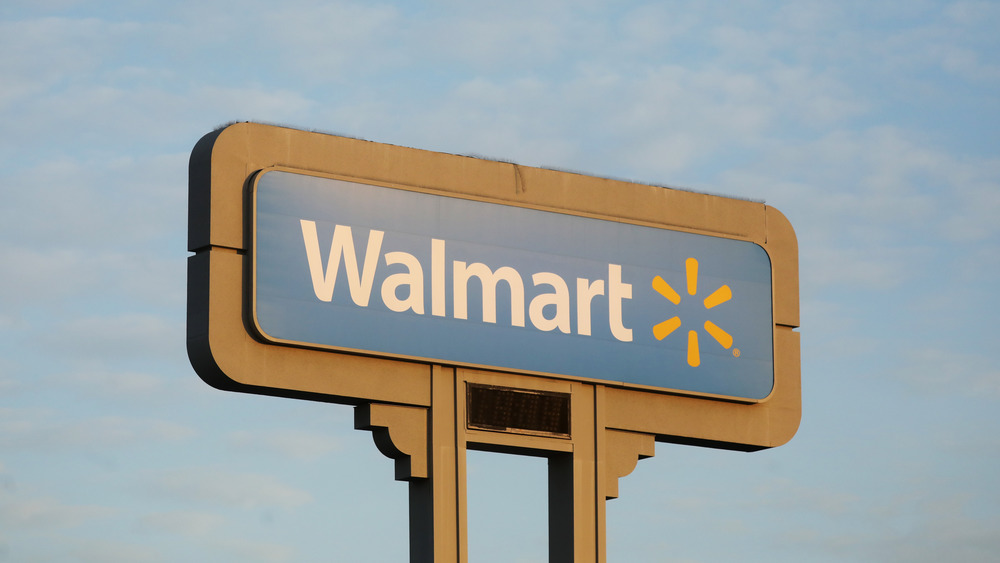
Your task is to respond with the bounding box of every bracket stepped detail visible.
[355,403,429,481]
[604,430,656,500]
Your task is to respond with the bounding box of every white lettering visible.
[382,251,424,314]
[575,278,605,336]
[530,272,571,333]
[299,222,635,340]
[608,264,633,342]
[431,238,446,317]
[300,220,382,306]
[453,261,525,327]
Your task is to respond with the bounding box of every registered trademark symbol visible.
[733,348,741,358]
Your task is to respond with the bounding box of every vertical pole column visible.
[408,365,467,562]
[594,386,608,563]
[548,382,600,563]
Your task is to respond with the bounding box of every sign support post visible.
[356,365,655,562]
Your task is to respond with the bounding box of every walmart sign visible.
[253,170,775,400]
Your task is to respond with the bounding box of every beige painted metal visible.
[187,122,801,561]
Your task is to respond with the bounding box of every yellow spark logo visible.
[651,258,734,367]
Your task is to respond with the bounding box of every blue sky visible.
[1,1,998,561]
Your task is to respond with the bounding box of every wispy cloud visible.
[149,467,314,510]
[226,429,342,462]
[137,509,226,537]
[0,408,196,451]
[0,493,117,530]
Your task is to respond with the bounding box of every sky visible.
[1,0,998,561]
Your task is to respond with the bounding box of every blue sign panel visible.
[253,170,774,400]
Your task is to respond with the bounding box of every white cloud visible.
[0,155,190,322]
[61,369,167,398]
[40,313,182,362]
[191,86,317,123]
[0,368,24,396]
[136,508,302,561]
[0,17,138,108]
[0,10,323,156]
[616,3,701,54]
[801,244,930,291]
[260,3,401,77]
[945,0,1000,24]
[12,151,184,221]
[0,244,98,307]
[354,52,866,187]
[138,510,226,537]
[210,537,297,563]
[423,12,585,69]
[752,477,863,516]
[226,429,342,462]
[65,540,162,563]
[779,490,1000,563]
[715,127,999,298]
[0,243,185,317]
[0,493,116,529]
[938,163,1000,242]
[892,347,1000,399]
[0,408,196,451]
[151,467,313,510]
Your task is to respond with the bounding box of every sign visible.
[189,123,802,560]
[188,122,800,451]
[253,170,775,400]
